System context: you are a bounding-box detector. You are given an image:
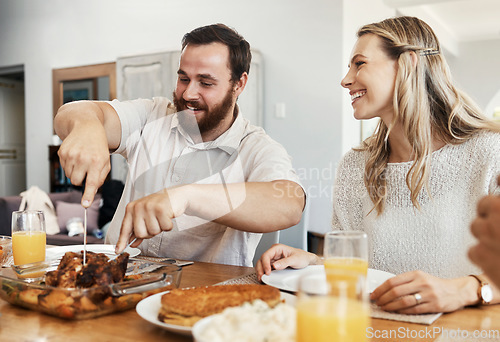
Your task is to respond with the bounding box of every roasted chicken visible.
[45,251,129,288]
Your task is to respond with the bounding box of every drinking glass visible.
[11,210,46,265]
[296,272,369,342]
[323,230,368,297]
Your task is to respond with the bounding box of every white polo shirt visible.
[104,97,302,266]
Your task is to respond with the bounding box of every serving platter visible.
[0,259,181,319]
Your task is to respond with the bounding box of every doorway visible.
[0,65,25,197]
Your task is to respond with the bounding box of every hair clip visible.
[420,49,440,56]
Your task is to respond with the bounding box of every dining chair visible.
[252,201,310,266]
[252,230,280,267]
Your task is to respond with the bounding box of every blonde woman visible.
[256,16,500,314]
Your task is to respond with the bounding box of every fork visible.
[109,238,137,261]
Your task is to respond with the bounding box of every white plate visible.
[261,265,395,293]
[46,244,140,261]
[136,290,295,336]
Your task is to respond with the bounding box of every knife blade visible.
[83,207,87,265]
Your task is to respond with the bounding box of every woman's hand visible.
[255,243,321,281]
[370,270,479,314]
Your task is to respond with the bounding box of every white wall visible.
[448,39,500,115]
[0,0,344,235]
[1,0,499,237]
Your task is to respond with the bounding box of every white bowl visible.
[192,316,214,342]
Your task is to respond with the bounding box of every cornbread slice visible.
[158,284,281,326]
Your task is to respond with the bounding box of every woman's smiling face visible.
[341,34,398,124]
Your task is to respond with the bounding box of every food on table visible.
[158,284,281,326]
[194,299,296,342]
[0,251,177,319]
[45,251,128,288]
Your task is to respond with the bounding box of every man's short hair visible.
[182,23,251,83]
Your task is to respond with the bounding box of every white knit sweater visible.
[331,131,500,279]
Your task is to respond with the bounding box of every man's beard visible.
[173,88,235,139]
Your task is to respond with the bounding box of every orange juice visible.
[324,257,368,279]
[12,231,46,265]
[296,296,369,342]
[324,257,368,297]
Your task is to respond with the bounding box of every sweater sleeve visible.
[486,132,500,195]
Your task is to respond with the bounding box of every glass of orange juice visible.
[11,210,46,266]
[323,230,368,297]
[296,272,369,342]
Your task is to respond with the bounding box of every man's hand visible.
[57,121,110,207]
[115,187,190,253]
[54,101,121,208]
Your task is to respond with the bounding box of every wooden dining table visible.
[1,259,500,342]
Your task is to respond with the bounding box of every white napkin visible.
[370,302,442,325]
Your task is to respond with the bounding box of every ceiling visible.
[383,0,500,54]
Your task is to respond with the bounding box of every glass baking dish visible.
[0,258,182,319]
[0,235,12,266]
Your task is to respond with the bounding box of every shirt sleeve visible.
[238,131,302,186]
[106,98,158,157]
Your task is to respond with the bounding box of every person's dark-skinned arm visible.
[469,175,500,289]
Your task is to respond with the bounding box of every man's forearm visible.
[54,100,121,149]
[54,101,103,138]
[177,180,305,233]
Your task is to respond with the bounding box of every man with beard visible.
[54,24,305,267]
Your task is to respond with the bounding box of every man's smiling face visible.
[173,42,239,141]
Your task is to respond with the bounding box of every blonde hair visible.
[356,16,500,215]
